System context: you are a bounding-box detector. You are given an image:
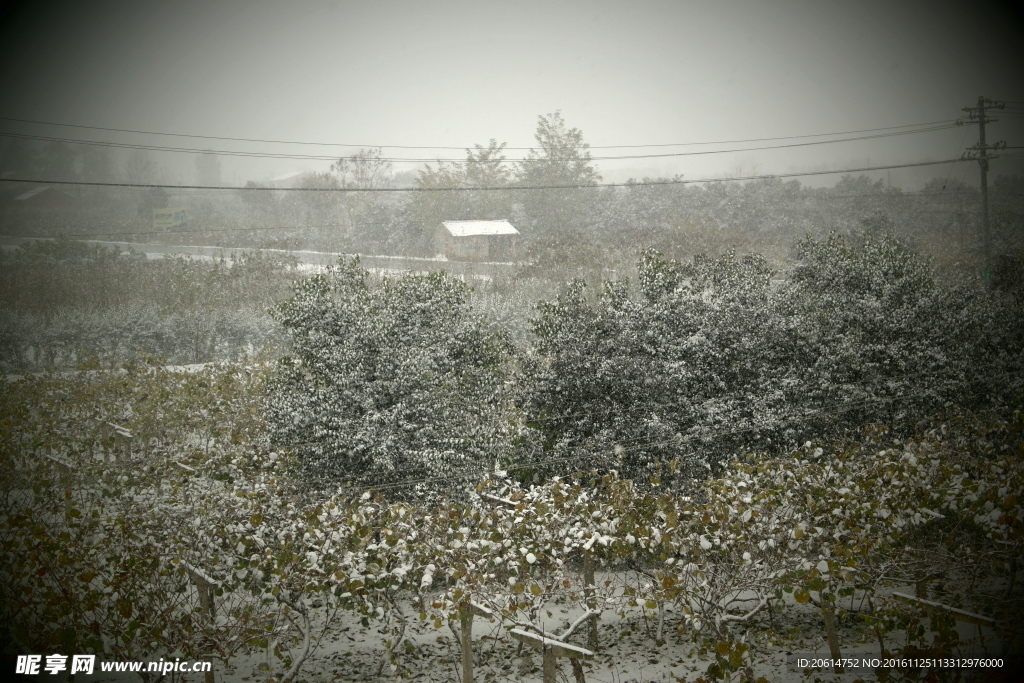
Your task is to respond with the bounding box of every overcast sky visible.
[1,0,1022,188]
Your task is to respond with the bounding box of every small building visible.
[269,170,308,188]
[0,185,78,229]
[12,185,78,209]
[436,220,519,262]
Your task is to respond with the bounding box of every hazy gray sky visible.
[1,0,1022,187]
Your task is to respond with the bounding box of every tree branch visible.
[375,593,407,678]
[716,596,768,629]
[554,610,600,642]
[276,597,312,683]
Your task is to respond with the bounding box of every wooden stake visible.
[582,538,599,652]
[183,562,218,620]
[542,646,557,683]
[509,628,595,683]
[820,598,843,675]
[460,606,473,683]
[44,452,74,516]
[656,601,665,647]
[455,601,494,683]
[893,592,997,628]
[570,658,586,683]
[183,562,218,683]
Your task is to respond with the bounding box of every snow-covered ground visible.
[49,573,1007,683]
[216,588,1005,682]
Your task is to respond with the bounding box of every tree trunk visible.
[820,597,843,675]
[460,607,473,683]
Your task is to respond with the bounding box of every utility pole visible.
[958,96,1006,286]
[957,195,965,252]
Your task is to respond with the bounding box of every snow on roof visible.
[442,220,518,237]
[271,170,307,182]
[14,187,48,201]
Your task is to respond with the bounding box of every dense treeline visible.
[525,232,1024,484]
[10,171,1019,272]
[3,227,1021,492]
[0,237,293,370]
[263,231,1023,494]
[5,113,1023,279]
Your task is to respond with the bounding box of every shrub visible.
[266,258,517,492]
[525,233,1022,484]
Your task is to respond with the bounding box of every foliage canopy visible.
[266,258,516,492]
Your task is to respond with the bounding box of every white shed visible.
[436,219,519,262]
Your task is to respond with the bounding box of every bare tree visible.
[331,148,392,190]
[124,150,160,184]
[195,150,222,186]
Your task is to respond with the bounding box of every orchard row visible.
[2,363,1021,681]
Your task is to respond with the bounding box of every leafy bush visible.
[3,361,1020,681]
[266,258,518,492]
[0,239,294,371]
[525,233,1023,484]
[786,231,1020,408]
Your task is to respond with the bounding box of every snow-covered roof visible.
[271,170,307,182]
[441,220,518,237]
[15,187,48,201]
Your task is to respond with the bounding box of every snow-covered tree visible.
[266,258,517,493]
[526,233,1022,484]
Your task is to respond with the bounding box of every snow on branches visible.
[266,257,517,492]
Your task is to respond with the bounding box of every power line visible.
[0,115,963,151]
[0,124,963,164]
[552,126,962,162]
[939,125,973,193]
[0,157,978,193]
[6,214,420,239]
[14,191,985,240]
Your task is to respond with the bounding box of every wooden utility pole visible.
[957,196,965,252]
[959,96,1006,286]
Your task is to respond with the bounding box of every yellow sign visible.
[153,208,187,230]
